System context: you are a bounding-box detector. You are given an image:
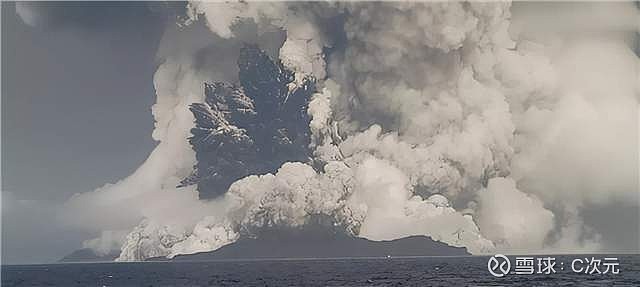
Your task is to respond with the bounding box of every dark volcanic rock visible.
[151,226,469,262]
[59,248,119,263]
[179,44,316,199]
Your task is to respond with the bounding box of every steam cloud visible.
[18,1,639,260]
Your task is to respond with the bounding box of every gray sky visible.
[2,1,170,263]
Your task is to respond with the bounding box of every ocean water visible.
[3,255,639,286]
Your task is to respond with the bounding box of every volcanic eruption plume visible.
[29,1,638,260]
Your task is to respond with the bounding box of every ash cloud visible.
[20,1,639,260]
[179,45,316,199]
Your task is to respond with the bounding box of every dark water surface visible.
[3,255,639,286]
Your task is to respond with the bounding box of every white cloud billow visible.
[47,1,638,260]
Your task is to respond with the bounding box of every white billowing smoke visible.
[56,1,639,260]
[187,1,332,83]
[476,178,554,253]
[512,40,638,206]
[507,2,639,253]
[346,157,493,253]
[325,1,547,252]
[82,230,128,256]
[60,22,239,254]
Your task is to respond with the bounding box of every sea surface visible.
[3,255,639,286]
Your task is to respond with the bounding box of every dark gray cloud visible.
[181,45,315,199]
